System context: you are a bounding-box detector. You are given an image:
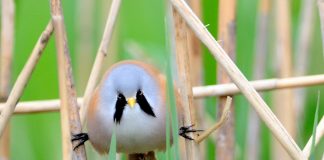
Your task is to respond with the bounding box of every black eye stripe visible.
[113,93,126,124]
[136,90,156,117]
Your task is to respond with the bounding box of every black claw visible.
[179,124,203,140]
[179,132,194,140]
[71,133,89,150]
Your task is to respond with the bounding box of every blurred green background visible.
[4,0,323,159]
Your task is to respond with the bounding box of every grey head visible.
[99,62,161,124]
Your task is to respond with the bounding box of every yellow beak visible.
[127,98,136,108]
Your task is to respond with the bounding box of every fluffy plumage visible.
[87,60,168,154]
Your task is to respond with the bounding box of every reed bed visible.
[0,0,323,159]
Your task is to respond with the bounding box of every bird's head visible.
[99,61,162,124]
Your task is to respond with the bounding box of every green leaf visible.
[108,128,117,160]
[310,91,320,160]
[166,60,180,160]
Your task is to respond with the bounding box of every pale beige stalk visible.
[0,0,15,158]
[187,0,204,158]
[196,96,232,143]
[0,0,15,98]
[2,74,324,114]
[0,98,82,114]
[172,7,197,160]
[193,74,324,98]
[273,0,296,159]
[49,0,86,159]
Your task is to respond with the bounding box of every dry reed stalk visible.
[247,0,270,159]
[2,74,324,115]
[60,96,72,160]
[170,0,305,159]
[217,0,236,159]
[187,0,202,96]
[172,8,197,160]
[188,0,202,67]
[303,116,324,158]
[0,0,15,158]
[187,0,204,158]
[295,0,316,117]
[274,0,296,159]
[0,98,82,114]
[196,96,232,143]
[80,0,121,126]
[76,0,94,93]
[194,74,324,98]
[49,0,86,159]
[0,22,53,137]
[0,0,15,98]
[0,126,9,160]
[185,0,201,127]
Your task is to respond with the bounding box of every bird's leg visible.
[179,124,203,140]
[71,133,89,150]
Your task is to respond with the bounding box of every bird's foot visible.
[71,133,89,150]
[179,124,203,140]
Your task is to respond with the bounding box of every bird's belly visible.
[115,109,166,153]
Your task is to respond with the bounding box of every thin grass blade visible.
[108,128,117,160]
[310,91,320,160]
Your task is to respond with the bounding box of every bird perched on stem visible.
[73,60,201,155]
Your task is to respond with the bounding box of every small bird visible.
[73,60,200,154]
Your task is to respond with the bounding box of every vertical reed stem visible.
[0,0,15,158]
[0,0,14,98]
[216,0,236,159]
[172,8,197,160]
[187,0,204,158]
[49,0,87,159]
[274,0,295,159]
